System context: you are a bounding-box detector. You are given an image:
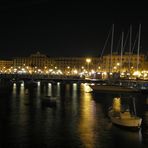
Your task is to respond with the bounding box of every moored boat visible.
[90,84,140,93]
[108,97,142,130]
[83,83,93,93]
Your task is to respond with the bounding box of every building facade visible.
[101,53,145,72]
[13,52,50,69]
[49,57,99,73]
[0,60,13,73]
[0,51,148,75]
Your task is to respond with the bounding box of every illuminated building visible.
[0,51,148,76]
[101,52,145,72]
[49,57,99,73]
[0,60,13,71]
[13,51,50,69]
[143,61,148,70]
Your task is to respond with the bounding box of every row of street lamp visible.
[0,58,148,79]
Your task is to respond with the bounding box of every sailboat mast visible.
[133,97,137,116]
[128,25,132,73]
[120,32,124,73]
[110,24,114,73]
[137,24,141,72]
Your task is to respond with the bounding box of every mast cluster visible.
[102,24,142,74]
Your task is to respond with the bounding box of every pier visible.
[0,73,103,84]
[1,74,148,87]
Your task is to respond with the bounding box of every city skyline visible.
[0,1,148,58]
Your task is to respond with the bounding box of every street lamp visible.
[86,58,91,73]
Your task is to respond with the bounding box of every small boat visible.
[83,83,93,93]
[108,97,142,130]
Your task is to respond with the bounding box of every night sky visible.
[0,1,148,59]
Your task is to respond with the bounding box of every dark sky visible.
[0,1,148,59]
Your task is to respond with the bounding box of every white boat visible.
[109,108,142,129]
[108,97,142,129]
[90,84,140,93]
[83,83,93,93]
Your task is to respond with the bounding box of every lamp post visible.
[86,58,91,74]
[116,63,120,72]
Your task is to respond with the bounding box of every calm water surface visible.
[0,82,148,148]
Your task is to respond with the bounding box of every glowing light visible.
[113,66,117,70]
[133,71,141,77]
[73,70,78,74]
[13,83,16,87]
[91,70,95,74]
[37,81,40,86]
[103,72,107,75]
[86,58,91,63]
[48,83,51,86]
[21,82,24,87]
[144,73,148,78]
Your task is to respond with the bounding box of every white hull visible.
[109,110,142,128]
[90,85,140,93]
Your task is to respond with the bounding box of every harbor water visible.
[0,82,148,148]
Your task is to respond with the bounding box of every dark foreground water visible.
[0,82,148,148]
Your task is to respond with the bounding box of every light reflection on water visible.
[12,83,16,97]
[48,83,52,96]
[78,87,96,148]
[57,82,60,97]
[0,82,148,148]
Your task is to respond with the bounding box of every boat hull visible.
[90,85,140,93]
[110,116,142,128]
[108,110,142,129]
